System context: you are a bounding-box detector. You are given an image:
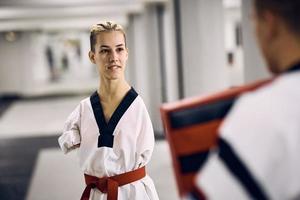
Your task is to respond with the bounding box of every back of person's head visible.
[254,0,300,36]
[89,21,126,52]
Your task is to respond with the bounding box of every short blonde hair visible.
[90,21,127,52]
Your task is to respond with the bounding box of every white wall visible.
[27,33,50,90]
[0,30,98,97]
[0,32,33,94]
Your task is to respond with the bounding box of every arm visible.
[58,104,82,154]
[135,103,155,168]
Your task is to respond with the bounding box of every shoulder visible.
[135,95,146,107]
[66,95,92,119]
[228,73,300,120]
[220,73,300,139]
[127,95,148,115]
[126,93,152,122]
[78,94,95,110]
[130,87,148,110]
[80,95,92,105]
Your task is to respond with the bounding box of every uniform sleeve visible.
[58,104,81,154]
[135,103,155,168]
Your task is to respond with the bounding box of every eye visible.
[116,48,124,52]
[100,49,109,54]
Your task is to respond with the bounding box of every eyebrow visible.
[100,44,125,48]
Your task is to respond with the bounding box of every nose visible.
[109,50,118,62]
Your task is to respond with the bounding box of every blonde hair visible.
[90,21,127,52]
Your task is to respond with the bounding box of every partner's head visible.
[253,0,300,73]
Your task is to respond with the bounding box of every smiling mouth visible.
[107,65,121,69]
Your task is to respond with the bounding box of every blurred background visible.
[0,0,271,199]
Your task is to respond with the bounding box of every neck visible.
[273,32,300,73]
[98,78,130,101]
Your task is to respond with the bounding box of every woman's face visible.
[89,31,128,80]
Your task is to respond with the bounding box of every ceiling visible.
[0,0,167,31]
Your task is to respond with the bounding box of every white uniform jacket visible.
[195,67,300,200]
[59,88,159,200]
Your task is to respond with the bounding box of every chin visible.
[107,74,121,80]
[265,59,281,75]
[262,50,279,74]
[110,77,120,80]
[268,67,281,75]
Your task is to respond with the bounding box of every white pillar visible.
[162,1,180,102]
[126,5,163,133]
[180,0,229,97]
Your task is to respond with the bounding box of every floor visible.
[0,95,180,200]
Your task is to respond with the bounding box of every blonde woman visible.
[59,21,159,200]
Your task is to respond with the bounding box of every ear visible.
[88,51,96,64]
[263,10,278,40]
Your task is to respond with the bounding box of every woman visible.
[58,21,159,200]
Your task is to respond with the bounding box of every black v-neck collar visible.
[90,87,138,148]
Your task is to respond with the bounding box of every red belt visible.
[80,166,146,200]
